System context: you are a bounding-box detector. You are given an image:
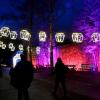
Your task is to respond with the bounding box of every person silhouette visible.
[10,53,33,100]
[53,58,67,98]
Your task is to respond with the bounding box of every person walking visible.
[53,58,67,98]
[10,53,34,100]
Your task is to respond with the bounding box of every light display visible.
[55,32,65,43]
[91,33,100,42]
[2,44,6,49]
[19,44,24,51]
[20,30,31,41]
[72,32,83,43]
[0,30,3,38]
[0,27,10,37]
[36,46,40,54]
[9,43,14,49]
[8,43,15,51]
[10,31,17,39]
[39,31,47,42]
[11,46,15,51]
[27,46,30,52]
[0,41,3,47]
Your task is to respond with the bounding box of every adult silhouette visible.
[10,53,33,100]
[53,58,67,98]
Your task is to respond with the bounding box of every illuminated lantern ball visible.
[1,27,10,37]
[2,44,6,49]
[27,46,30,52]
[0,41,3,47]
[0,30,3,38]
[11,46,15,51]
[55,32,65,43]
[91,33,100,42]
[10,31,17,39]
[39,31,47,42]
[8,43,15,51]
[72,32,83,43]
[36,46,40,54]
[19,44,24,51]
[9,43,14,49]
[20,30,31,41]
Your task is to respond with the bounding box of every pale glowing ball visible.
[55,32,65,43]
[20,30,31,41]
[39,31,47,42]
[10,31,17,39]
[72,32,83,43]
[1,27,10,37]
[91,33,100,42]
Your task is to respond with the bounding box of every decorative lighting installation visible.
[27,46,30,52]
[0,41,3,47]
[55,32,65,43]
[2,43,6,49]
[9,43,14,49]
[20,30,31,41]
[91,33,100,42]
[39,31,47,42]
[0,30,3,38]
[19,44,24,51]
[1,27,10,37]
[36,46,40,54]
[11,46,15,51]
[72,32,83,43]
[10,31,17,39]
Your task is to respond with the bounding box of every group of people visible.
[9,54,68,100]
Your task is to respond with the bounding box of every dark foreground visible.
[0,69,100,100]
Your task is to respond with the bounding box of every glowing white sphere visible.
[2,44,6,49]
[39,31,47,42]
[36,46,40,54]
[27,46,30,52]
[19,44,24,51]
[55,32,65,43]
[9,43,14,49]
[0,30,3,38]
[1,27,10,37]
[10,31,17,39]
[91,33,100,42]
[72,32,83,43]
[0,41,3,47]
[10,46,15,51]
[20,30,31,41]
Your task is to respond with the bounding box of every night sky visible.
[0,0,84,40]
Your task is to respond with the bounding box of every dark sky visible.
[0,0,84,44]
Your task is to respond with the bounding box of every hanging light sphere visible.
[72,32,83,43]
[91,33,100,42]
[1,27,10,37]
[55,32,65,43]
[20,30,31,41]
[10,46,15,51]
[36,46,40,54]
[2,43,6,49]
[27,46,30,52]
[0,41,3,47]
[19,44,24,51]
[39,31,47,42]
[10,31,17,39]
[8,43,14,49]
[0,30,3,38]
